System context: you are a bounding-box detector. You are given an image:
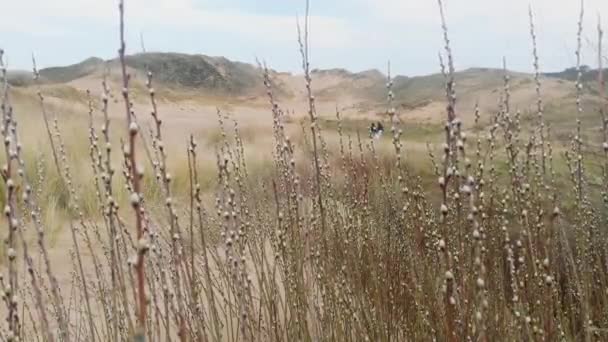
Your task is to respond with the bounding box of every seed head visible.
[552,206,560,217]
[137,237,150,253]
[7,248,16,260]
[473,229,480,240]
[127,255,137,266]
[129,122,139,135]
[137,166,144,178]
[130,193,140,206]
[438,239,446,250]
[438,177,446,187]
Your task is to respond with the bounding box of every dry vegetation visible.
[1,0,608,341]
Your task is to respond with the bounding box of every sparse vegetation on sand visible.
[1,0,608,341]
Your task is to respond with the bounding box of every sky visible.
[2,0,608,76]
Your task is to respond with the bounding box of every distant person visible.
[370,122,383,140]
[376,122,384,134]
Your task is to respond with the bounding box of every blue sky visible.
[2,0,607,76]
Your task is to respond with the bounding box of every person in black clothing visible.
[370,122,384,139]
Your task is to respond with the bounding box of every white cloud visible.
[355,0,608,71]
[1,0,357,49]
[2,0,607,74]
[136,9,355,49]
[358,0,608,45]
[360,0,607,24]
